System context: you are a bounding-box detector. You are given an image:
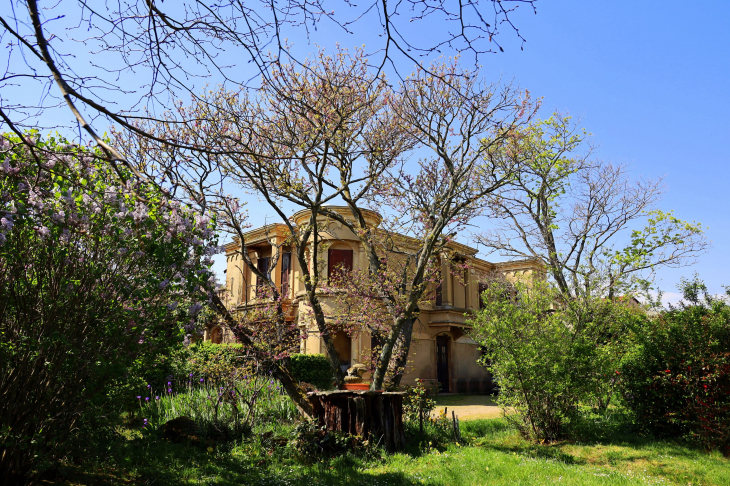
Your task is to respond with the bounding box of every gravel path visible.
[430,394,504,421]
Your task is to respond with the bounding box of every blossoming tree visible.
[0,133,219,479]
[116,49,537,392]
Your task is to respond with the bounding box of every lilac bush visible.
[0,133,221,480]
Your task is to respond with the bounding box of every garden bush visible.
[469,279,638,443]
[620,277,730,453]
[0,134,219,480]
[186,341,249,382]
[289,354,335,390]
[402,378,440,423]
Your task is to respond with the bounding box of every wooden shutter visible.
[478,283,489,309]
[280,252,291,297]
[328,249,353,285]
[256,257,270,294]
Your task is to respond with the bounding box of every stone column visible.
[464,265,471,310]
[352,331,362,364]
[441,256,452,306]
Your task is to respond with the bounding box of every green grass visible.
[133,376,298,438]
[43,416,729,486]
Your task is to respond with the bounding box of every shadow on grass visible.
[45,414,725,485]
[459,415,718,469]
[44,434,422,486]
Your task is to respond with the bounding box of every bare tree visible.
[118,51,536,392]
[116,49,407,390]
[1,0,536,162]
[476,113,709,299]
[323,59,536,388]
[2,0,538,401]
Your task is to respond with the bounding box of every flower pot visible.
[343,382,371,391]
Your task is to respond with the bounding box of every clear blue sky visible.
[471,1,730,301]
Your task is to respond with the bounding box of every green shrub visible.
[289,354,334,390]
[402,378,439,423]
[469,279,637,443]
[620,277,730,453]
[187,341,251,382]
[290,420,384,462]
[0,134,217,480]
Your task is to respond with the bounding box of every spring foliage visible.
[289,354,335,391]
[0,133,219,479]
[469,279,639,443]
[621,277,730,453]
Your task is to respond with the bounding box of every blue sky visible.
[5,0,728,301]
[469,1,730,301]
[211,1,730,302]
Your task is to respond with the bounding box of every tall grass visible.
[134,374,298,438]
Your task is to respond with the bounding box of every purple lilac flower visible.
[155,396,159,400]
[167,388,172,393]
[147,384,151,389]
[188,302,203,316]
[145,397,149,402]
[200,378,204,383]
[136,396,141,399]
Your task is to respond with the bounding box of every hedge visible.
[289,354,335,390]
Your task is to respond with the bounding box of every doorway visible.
[436,335,450,393]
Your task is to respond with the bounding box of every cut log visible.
[308,390,406,452]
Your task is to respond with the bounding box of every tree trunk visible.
[207,290,313,418]
[305,287,346,386]
[308,390,406,452]
[388,316,415,388]
[370,320,403,391]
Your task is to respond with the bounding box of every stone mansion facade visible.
[211,207,542,393]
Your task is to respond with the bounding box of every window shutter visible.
[281,252,291,297]
[256,257,270,294]
[328,249,353,285]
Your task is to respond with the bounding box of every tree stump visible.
[308,390,406,452]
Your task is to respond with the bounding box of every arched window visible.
[210,326,223,344]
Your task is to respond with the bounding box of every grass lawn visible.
[44,416,729,486]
